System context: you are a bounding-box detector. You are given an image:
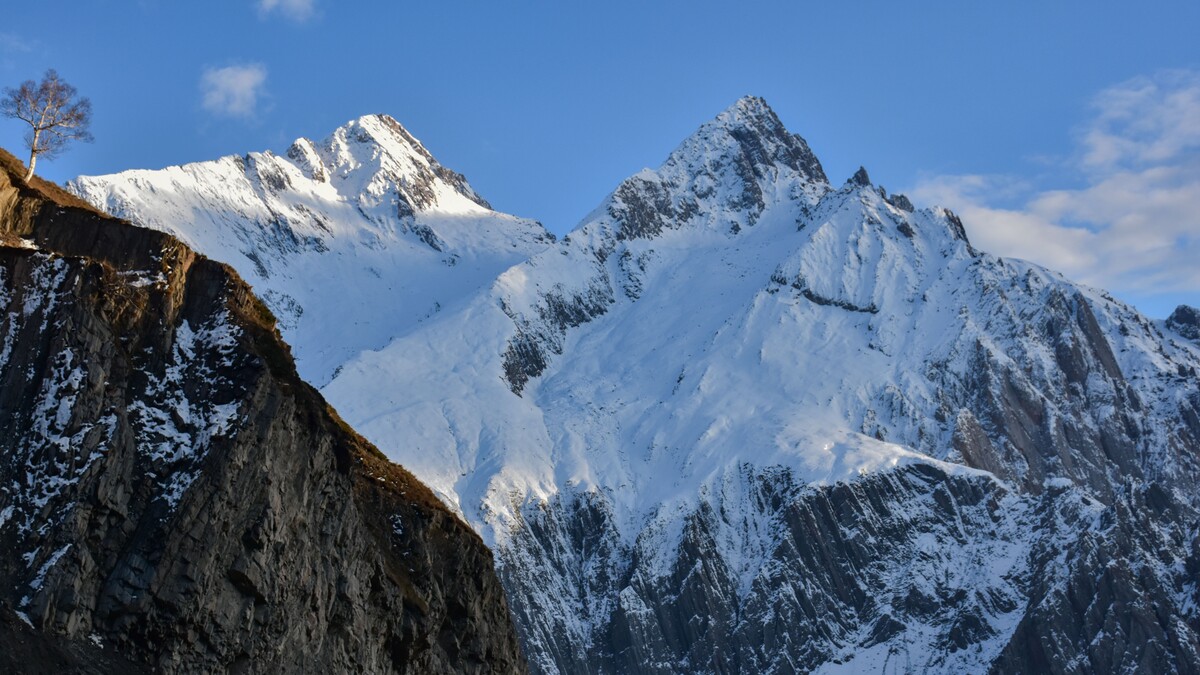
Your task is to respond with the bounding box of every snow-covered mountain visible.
[73,98,1200,673]
[70,113,553,385]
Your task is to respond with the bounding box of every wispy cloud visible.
[200,64,268,119]
[257,0,316,22]
[1080,71,1200,169]
[911,70,1200,309]
[0,32,33,54]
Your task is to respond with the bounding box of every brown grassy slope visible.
[0,147,105,214]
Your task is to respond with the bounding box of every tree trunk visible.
[25,128,40,181]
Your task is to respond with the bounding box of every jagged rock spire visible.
[605,96,831,240]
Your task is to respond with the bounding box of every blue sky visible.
[1,1,1197,317]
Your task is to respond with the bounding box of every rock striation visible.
[0,148,525,674]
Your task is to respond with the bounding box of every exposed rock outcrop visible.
[1168,304,1200,343]
[0,148,525,674]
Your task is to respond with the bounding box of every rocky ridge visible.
[0,147,525,674]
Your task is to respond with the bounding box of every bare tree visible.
[1,70,93,181]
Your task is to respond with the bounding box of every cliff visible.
[0,147,526,674]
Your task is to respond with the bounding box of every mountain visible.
[73,98,1200,673]
[0,148,525,674]
[70,113,553,386]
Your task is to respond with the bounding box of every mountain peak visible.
[602,96,831,240]
[345,113,437,163]
[321,113,436,168]
[674,95,828,188]
[301,113,491,212]
[714,95,778,125]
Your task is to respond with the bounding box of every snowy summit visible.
[71,113,553,385]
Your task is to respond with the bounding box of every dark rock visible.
[405,221,445,252]
[991,484,1200,675]
[610,176,697,242]
[1167,305,1200,342]
[0,604,150,675]
[887,192,915,212]
[500,281,614,394]
[502,465,1036,674]
[791,275,879,313]
[942,209,977,254]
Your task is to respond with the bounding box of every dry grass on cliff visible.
[0,146,106,215]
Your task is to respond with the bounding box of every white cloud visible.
[200,64,268,119]
[257,0,316,22]
[911,70,1200,308]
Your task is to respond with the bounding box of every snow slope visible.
[70,113,553,385]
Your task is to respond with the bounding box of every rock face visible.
[0,149,525,674]
[71,98,1200,674]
